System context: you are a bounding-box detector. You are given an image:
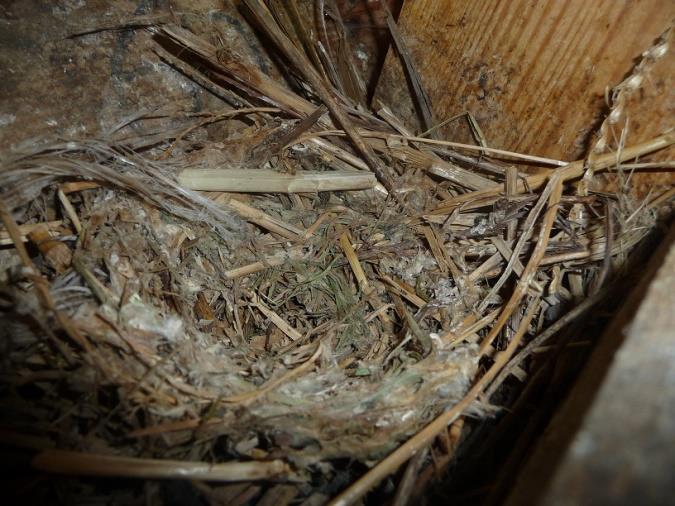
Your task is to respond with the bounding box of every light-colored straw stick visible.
[33,449,289,481]
[179,169,376,193]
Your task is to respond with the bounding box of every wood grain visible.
[375,0,674,162]
[504,225,675,506]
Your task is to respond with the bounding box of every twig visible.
[224,248,305,279]
[391,292,432,355]
[57,188,82,233]
[339,231,369,292]
[505,166,518,241]
[380,275,427,308]
[179,169,375,193]
[373,105,494,190]
[380,0,435,136]
[420,225,448,275]
[392,446,429,506]
[0,220,64,245]
[373,133,566,166]
[249,291,302,341]
[33,449,290,481]
[441,308,501,345]
[211,193,305,240]
[430,131,675,214]
[277,105,328,148]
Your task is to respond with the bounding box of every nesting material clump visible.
[1,2,673,503]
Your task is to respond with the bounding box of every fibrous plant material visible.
[0,5,673,506]
[178,168,376,193]
[33,449,290,482]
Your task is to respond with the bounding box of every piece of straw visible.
[33,449,289,481]
[179,169,375,193]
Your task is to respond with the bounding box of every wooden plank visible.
[375,0,674,162]
[503,225,675,505]
[542,227,675,505]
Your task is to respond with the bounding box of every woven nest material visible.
[0,140,481,463]
[0,2,673,502]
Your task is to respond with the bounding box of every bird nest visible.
[0,3,673,504]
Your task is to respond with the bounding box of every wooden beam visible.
[375,0,674,162]
[504,225,675,505]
